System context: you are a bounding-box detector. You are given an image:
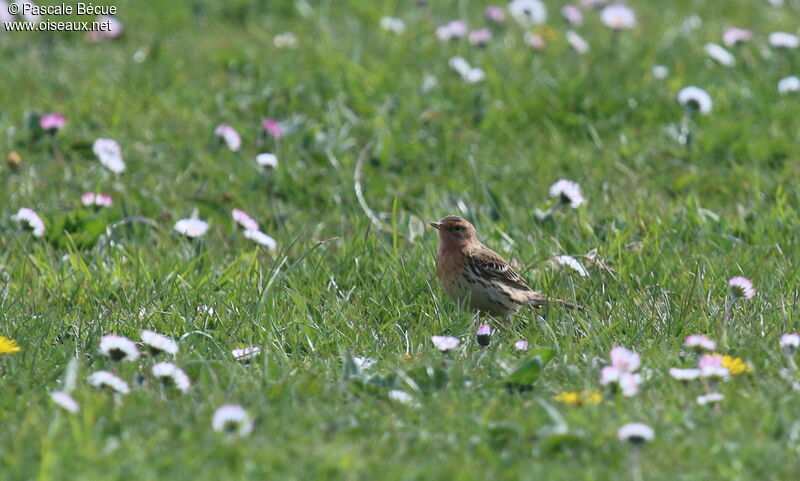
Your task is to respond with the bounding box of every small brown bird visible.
[431,215,582,320]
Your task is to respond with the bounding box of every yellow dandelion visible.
[721,355,752,375]
[0,336,21,355]
[554,390,602,406]
[554,392,580,405]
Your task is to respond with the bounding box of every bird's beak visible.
[430,222,443,230]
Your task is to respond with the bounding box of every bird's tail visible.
[547,297,584,310]
[528,293,584,310]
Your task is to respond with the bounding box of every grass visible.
[2,0,800,479]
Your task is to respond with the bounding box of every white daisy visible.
[212,404,253,437]
[273,32,298,49]
[255,153,278,169]
[668,368,700,381]
[600,5,636,30]
[778,76,800,94]
[99,334,140,362]
[566,30,589,55]
[463,67,486,84]
[552,255,589,277]
[11,207,45,237]
[231,209,260,231]
[379,16,405,34]
[353,356,377,370]
[508,0,547,27]
[388,390,415,404]
[50,391,79,413]
[677,86,712,114]
[243,229,277,251]
[769,32,799,49]
[780,333,800,355]
[617,423,655,444]
[87,370,130,394]
[704,43,735,66]
[141,330,179,356]
[92,138,125,173]
[728,276,755,300]
[152,362,191,393]
[514,340,529,351]
[651,65,669,79]
[232,346,261,362]
[696,392,724,405]
[174,218,209,238]
[214,124,241,152]
[549,179,585,208]
[431,335,460,353]
[436,20,468,41]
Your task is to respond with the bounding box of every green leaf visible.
[504,348,555,390]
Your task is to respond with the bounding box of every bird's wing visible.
[468,244,535,293]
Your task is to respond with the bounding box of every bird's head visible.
[430,215,478,247]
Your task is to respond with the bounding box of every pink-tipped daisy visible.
[476,324,492,347]
[561,5,583,25]
[524,32,546,50]
[468,29,492,46]
[484,5,505,22]
[214,124,241,152]
[86,15,123,41]
[262,118,283,139]
[232,209,260,231]
[600,5,636,30]
[728,277,755,300]
[698,354,729,379]
[40,113,66,132]
[11,207,45,237]
[684,334,716,352]
[780,333,800,355]
[431,335,460,353]
[514,340,529,352]
[610,347,641,372]
[722,28,752,47]
[566,31,590,55]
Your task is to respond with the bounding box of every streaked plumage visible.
[431,215,581,319]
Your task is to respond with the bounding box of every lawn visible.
[2,0,800,479]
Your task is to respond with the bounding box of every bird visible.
[430,215,582,320]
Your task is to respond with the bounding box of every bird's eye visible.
[453,226,464,232]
